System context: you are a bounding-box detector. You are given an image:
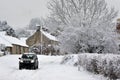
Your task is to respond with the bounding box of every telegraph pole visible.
[40,25,42,55]
[36,24,42,55]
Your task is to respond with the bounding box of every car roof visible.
[23,53,36,55]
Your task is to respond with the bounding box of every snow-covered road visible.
[0,55,105,80]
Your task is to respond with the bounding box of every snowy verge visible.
[0,51,4,56]
[61,54,78,66]
[61,53,120,80]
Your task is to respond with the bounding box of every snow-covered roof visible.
[27,30,36,36]
[0,32,28,47]
[20,37,27,44]
[41,30,58,41]
[0,36,13,47]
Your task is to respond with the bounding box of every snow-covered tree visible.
[0,21,1,24]
[0,20,17,37]
[0,21,10,31]
[44,17,63,36]
[29,18,44,30]
[6,27,16,37]
[48,0,118,54]
[16,28,31,38]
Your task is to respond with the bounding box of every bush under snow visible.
[61,54,78,66]
[0,51,4,56]
[78,53,120,80]
[61,53,120,80]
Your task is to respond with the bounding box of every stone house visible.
[0,32,28,54]
[26,27,59,55]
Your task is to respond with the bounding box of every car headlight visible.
[20,60,23,63]
[31,60,34,63]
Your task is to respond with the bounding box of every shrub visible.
[78,53,120,80]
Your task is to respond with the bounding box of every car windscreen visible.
[22,54,35,59]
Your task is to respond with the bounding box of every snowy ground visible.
[0,55,106,80]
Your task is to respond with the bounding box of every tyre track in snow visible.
[0,55,106,80]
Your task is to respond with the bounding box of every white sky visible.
[0,0,119,29]
[106,0,120,10]
[105,0,120,20]
[0,0,50,29]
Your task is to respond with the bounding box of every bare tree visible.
[29,17,44,30]
[48,0,117,27]
[48,0,118,54]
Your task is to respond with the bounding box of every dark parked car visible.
[19,53,39,70]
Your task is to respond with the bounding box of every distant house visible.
[0,32,29,54]
[116,18,120,32]
[26,26,59,55]
[116,18,120,52]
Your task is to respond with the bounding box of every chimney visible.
[36,24,41,31]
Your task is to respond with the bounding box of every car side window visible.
[22,54,27,58]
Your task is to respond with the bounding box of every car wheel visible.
[36,62,39,69]
[36,64,38,69]
[33,66,36,70]
[19,66,22,70]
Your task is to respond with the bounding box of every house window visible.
[119,45,120,51]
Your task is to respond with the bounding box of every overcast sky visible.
[0,0,50,29]
[0,0,119,29]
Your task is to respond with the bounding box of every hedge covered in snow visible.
[61,53,120,80]
[78,53,120,80]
